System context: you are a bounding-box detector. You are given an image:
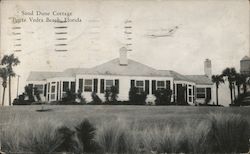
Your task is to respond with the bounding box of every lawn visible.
[0,105,250,153]
[1,105,250,127]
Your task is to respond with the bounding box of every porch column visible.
[149,80,152,95]
[46,83,48,101]
[59,81,62,100]
[175,83,177,101]
[75,78,78,92]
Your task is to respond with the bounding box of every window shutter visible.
[100,79,105,93]
[173,84,175,102]
[93,79,98,93]
[44,84,47,97]
[152,80,156,94]
[47,83,50,100]
[115,79,119,94]
[48,83,50,92]
[59,81,62,99]
[166,80,170,90]
[79,79,83,92]
[56,82,59,100]
[206,87,211,100]
[193,86,195,99]
[145,80,149,94]
[71,82,76,93]
[131,80,135,88]
[185,85,188,102]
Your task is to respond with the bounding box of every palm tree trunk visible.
[2,87,6,106]
[216,87,219,106]
[243,83,247,94]
[229,84,233,104]
[237,85,240,96]
[233,84,236,100]
[8,76,11,106]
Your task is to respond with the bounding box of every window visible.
[51,85,56,93]
[188,88,192,102]
[51,85,56,100]
[157,81,165,90]
[84,79,93,92]
[135,80,144,93]
[34,84,43,94]
[105,80,114,91]
[196,88,206,98]
[189,89,192,95]
[63,81,69,92]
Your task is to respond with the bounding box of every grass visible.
[0,105,250,153]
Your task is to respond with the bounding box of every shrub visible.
[204,97,211,105]
[207,112,250,153]
[104,89,111,103]
[62,88,76,102]
[76,89,86,104]
[234,93,247,106]
[55,126,80,153]
[91,92,102,104]
[75,119,99,153]
[13,93,31,105]
[154,89,172,105]
[104,86,119,104]
[129,87,147,105]
[110,86,118,103]
[24,85,34,102]
[33,87,41,101]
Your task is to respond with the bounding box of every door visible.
[50,82,57,101]
[177,84,186,104]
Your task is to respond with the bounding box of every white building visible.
[26,49,214,105]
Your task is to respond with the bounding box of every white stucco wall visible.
[76,74,174,102]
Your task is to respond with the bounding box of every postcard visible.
[0,0,249,153]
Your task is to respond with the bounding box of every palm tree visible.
[1,54,20,106]
[222,67,237,104]
[235,73,247,96]
[212,75,224,106]
[0,67,8,106]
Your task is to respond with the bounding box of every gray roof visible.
[56,58,173,77]
[90,58,169,77]
[159,70,193,82]
[185,75,213,85]
[27,71,63,81]
[27,58,213,85]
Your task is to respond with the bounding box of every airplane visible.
[146,25,179,38]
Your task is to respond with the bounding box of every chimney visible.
[204,59,212,79]
[119,47,128,66]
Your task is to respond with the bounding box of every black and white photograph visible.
[0,0,250,153]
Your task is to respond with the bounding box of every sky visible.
[0,0,249,105]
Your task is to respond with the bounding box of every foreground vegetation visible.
[0,106,250,153]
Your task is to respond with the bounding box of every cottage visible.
[27,48,214,104]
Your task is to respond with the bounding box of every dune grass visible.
[0,106,250,153]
